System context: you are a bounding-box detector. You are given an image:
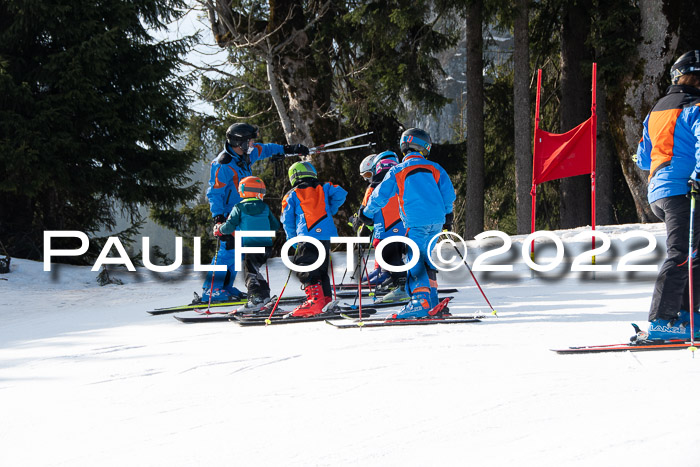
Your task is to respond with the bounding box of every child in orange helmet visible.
[214,176,281,312]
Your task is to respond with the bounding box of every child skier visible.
[353,151,401,287]
[281,161,347,317]
[202,122,308,303]
[354,152,408,301]
[213,176,281,312]
[360,128,456,319]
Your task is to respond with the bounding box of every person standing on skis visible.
[353,152,408,302]
[213,176,281,312]
[360,128,456,319]
[281,161,347,317]
[201,123,308,303]
[636,50,700,340]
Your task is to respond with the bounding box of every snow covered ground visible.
[2,223,700,467]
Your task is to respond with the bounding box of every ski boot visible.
[646,311,700,340]
[288,284,327,318]
[387,289,434,320]
[200,288,235,303]
[365,268,390,286]
[236,293,271,314]
[377,278,410,303]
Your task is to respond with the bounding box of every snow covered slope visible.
[1,223,699,467]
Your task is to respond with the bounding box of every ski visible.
[173,296,280,323]
[334,283,458,294]
[327,297,481,328]
[553,340,697,354]
[147,299,247,315]
[148,288,416,315]
[327,316,482,329]
[554,322,700,354]
[233,307,379,326]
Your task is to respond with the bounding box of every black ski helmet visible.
[670,50,700,85]
[226,123,259,149]
[399,128,432,156]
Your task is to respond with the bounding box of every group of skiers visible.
[201,123,455,320]
[198,48,700,332]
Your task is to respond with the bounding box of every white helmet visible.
[359,154,377,180]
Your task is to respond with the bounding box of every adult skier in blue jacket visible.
[360,128,456,318]
[202,123,308,302]
[636,50,700,340]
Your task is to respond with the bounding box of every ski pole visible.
[689,186,698,354]
[357,239,364,323]
[265,268,293,325]
[265,263,270,284]
[286,142,376,157]
[312,142,376,154]
[442,234,498,316]
[205,238,221,314]
[330,254,337,300]
[350,233,375,308]
[309,132,374,153]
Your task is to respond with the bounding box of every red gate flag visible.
[530,64,597,263]
[532,116,593,185]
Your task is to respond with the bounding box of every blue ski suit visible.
[203,142,284,295]
[281,179,347,296]
[362,152,456,304]
[281,180,347,241]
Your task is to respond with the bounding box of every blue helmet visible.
[374,158,398,175]
[400,128,432,157]
[372,150,399,168]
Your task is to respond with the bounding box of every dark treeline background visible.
[1,0,699,263]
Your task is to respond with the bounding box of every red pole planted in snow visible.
[591,63,597,268]
[530,69,542,264]
[330,254,337,300]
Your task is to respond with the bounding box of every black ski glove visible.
[284,144,309,156]
[689,176,700,197]
[213,214,226,224]
[358,207,374,226]
[443,212,454,232]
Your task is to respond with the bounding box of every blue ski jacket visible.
[362,152,455,228]
[281,180,347,241]
[206,143,284,218]
[636,85,700,203]
[361,174,407,240]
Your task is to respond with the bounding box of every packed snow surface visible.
[2,223,699,466]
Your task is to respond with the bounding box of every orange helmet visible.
[238,176,266,200]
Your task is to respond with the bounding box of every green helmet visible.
[288,161,317,186]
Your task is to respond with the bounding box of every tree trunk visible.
[465,0,484,239]
[513,0,531,234]
[269,0,315,146]
[559,0,592,229]
[610,0,679,222]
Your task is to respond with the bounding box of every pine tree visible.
[0,0,198,260]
